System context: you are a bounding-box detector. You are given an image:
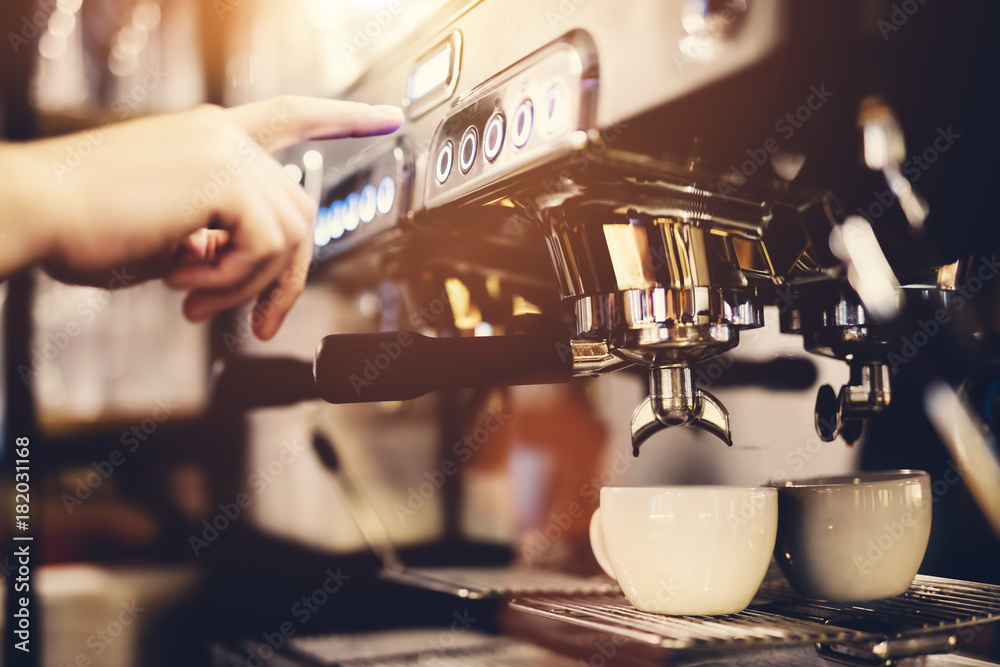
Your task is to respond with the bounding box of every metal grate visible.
[335,642,575,666]
[754,574,1000,638]
[284,630,576,666]
[510,592,871,649]
[380,566,618,599]
[509,574,1000,663]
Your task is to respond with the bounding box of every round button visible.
[377,176,395,214]
[484,113,505,162]
[343,192,360,231]
[435,141,453,184]
[359,184,377,223]
[541,85,568,135]
[329,200,345,240]
[512,100,533,148]
[459,127,478,173]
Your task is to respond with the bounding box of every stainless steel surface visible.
[424,31,598,210]
[285,630,576,666]
[815,361,892,444]
[842,363,892,418]
[572,289,762,359]
[569,340,635,377]
[781,284,956,443]
[631,365,733,454]
[380,566,617,600]
[305,0,786,208]
[509,574,1000,664]
[511,593,872,650]
[616,647,1000,666]
[554,200,771,444]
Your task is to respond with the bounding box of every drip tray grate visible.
[755,574,1000,637]
[510,593,870,649]
[509,574,1000,664]
[380,566,618,599]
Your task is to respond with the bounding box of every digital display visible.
[407,43,452,102]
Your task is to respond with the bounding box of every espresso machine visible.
[213,1,1000,664]
[302,0,997,478]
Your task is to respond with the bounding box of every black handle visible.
[213,356,319,409]
[313,331,573,403]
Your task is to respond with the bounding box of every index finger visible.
[226,95,404,153]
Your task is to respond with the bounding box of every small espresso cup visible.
[772,470,932,602]
[589,486,777,615]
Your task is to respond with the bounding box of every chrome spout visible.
[630,365,733,456]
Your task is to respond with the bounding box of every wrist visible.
[0,142,61,273]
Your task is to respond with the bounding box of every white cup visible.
[772,470,932,602]
[589,486,777,615]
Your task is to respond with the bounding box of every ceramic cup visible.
[772,470,932,602]
[589,486,777,615]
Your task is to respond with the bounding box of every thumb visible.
[225,95,404,153]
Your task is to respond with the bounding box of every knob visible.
[815,383,841,442]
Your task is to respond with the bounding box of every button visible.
[484,113,505,162]
[541,84,568,135]
[512,100,532,147]
[343,193,360,231]
[377,176,395,214]
[359,184,377,223]
[435,141,453,183]
[459,127,478,173]
[329,200,345,239]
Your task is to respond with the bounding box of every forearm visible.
[0,142,58,280]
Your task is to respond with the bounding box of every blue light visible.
[329,200,345,240]
[343,193,361,231]
[377,176,395,214]
[359,184,377,223]
[314,207,332,246]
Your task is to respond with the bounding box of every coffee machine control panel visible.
[312,141,413,260]
[425,32,597,209]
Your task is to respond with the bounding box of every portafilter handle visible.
[313,331,573,404]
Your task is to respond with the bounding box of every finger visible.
[164,187,282,290]
[182,251,290,323]
[165,237,266,290]
[178,229,231,264]
[252,234,313,340]
[239,158,313,340]
[182,175,306,322]
[243,166,313,339]
[226,95,404,153]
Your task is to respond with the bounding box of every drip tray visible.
[508,574,1000,666]
[281,630,577,666]
[380,566,618,599]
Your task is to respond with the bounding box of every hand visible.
[2,95,403,339]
